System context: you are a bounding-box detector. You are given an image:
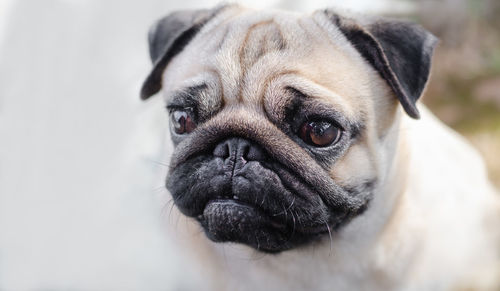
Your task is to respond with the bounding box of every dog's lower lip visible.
[200,199,285,229]
[199,199,329,251]
[201,199,263,220]
[205,198,253,209]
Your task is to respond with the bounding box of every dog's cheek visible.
[166,156,228,217]
[329,143,377,186]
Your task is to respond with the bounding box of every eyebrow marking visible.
[282,86,306,121]
[166,83,208,109]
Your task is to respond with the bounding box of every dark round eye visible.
[171,110,196,134]
[299,120,342,147]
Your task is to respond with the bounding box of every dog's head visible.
[141,5,436,253]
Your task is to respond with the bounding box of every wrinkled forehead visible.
[161,7,379,117]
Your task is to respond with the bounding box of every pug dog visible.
[141,4,500,290]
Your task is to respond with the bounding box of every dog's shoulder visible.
[399,105,500,289]
[403,105,493,191]
[402,104,498,227]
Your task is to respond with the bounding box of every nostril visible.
[245,144,266,161]
[213,138,267,162]
[240,144,250,162]
[213,141,230,159]
[237,139,266,161]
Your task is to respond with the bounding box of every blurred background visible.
[0,0,498,289]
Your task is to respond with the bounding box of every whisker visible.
[259,190,268,208]
[291,211,296,237]
[174,208,181,232]
[271,197,296,217]
[143,158,171,168]
[251,248,268,261]
[325,222,333,256]
[153,185,166,192]
[160,198,174,218]
[168,200,176,221]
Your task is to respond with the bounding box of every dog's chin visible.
[199,199,292,252]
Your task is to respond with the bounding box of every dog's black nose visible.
[213,137,266,162]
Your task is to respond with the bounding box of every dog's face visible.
[141,5,436,252]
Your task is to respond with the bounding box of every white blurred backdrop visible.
[0,0,412,290]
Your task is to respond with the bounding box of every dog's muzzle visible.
[167,137,333,252]
[201,138,289,245]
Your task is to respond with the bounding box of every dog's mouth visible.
[168,154,335,252]
[166,152,333,252]
[200,199,285,243]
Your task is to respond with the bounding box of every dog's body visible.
[142,5,500,290]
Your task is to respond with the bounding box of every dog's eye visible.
[299,120,341,147]
[171,110,196,134]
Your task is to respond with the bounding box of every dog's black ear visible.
[140,5,229,100]
[323,11,438,119]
